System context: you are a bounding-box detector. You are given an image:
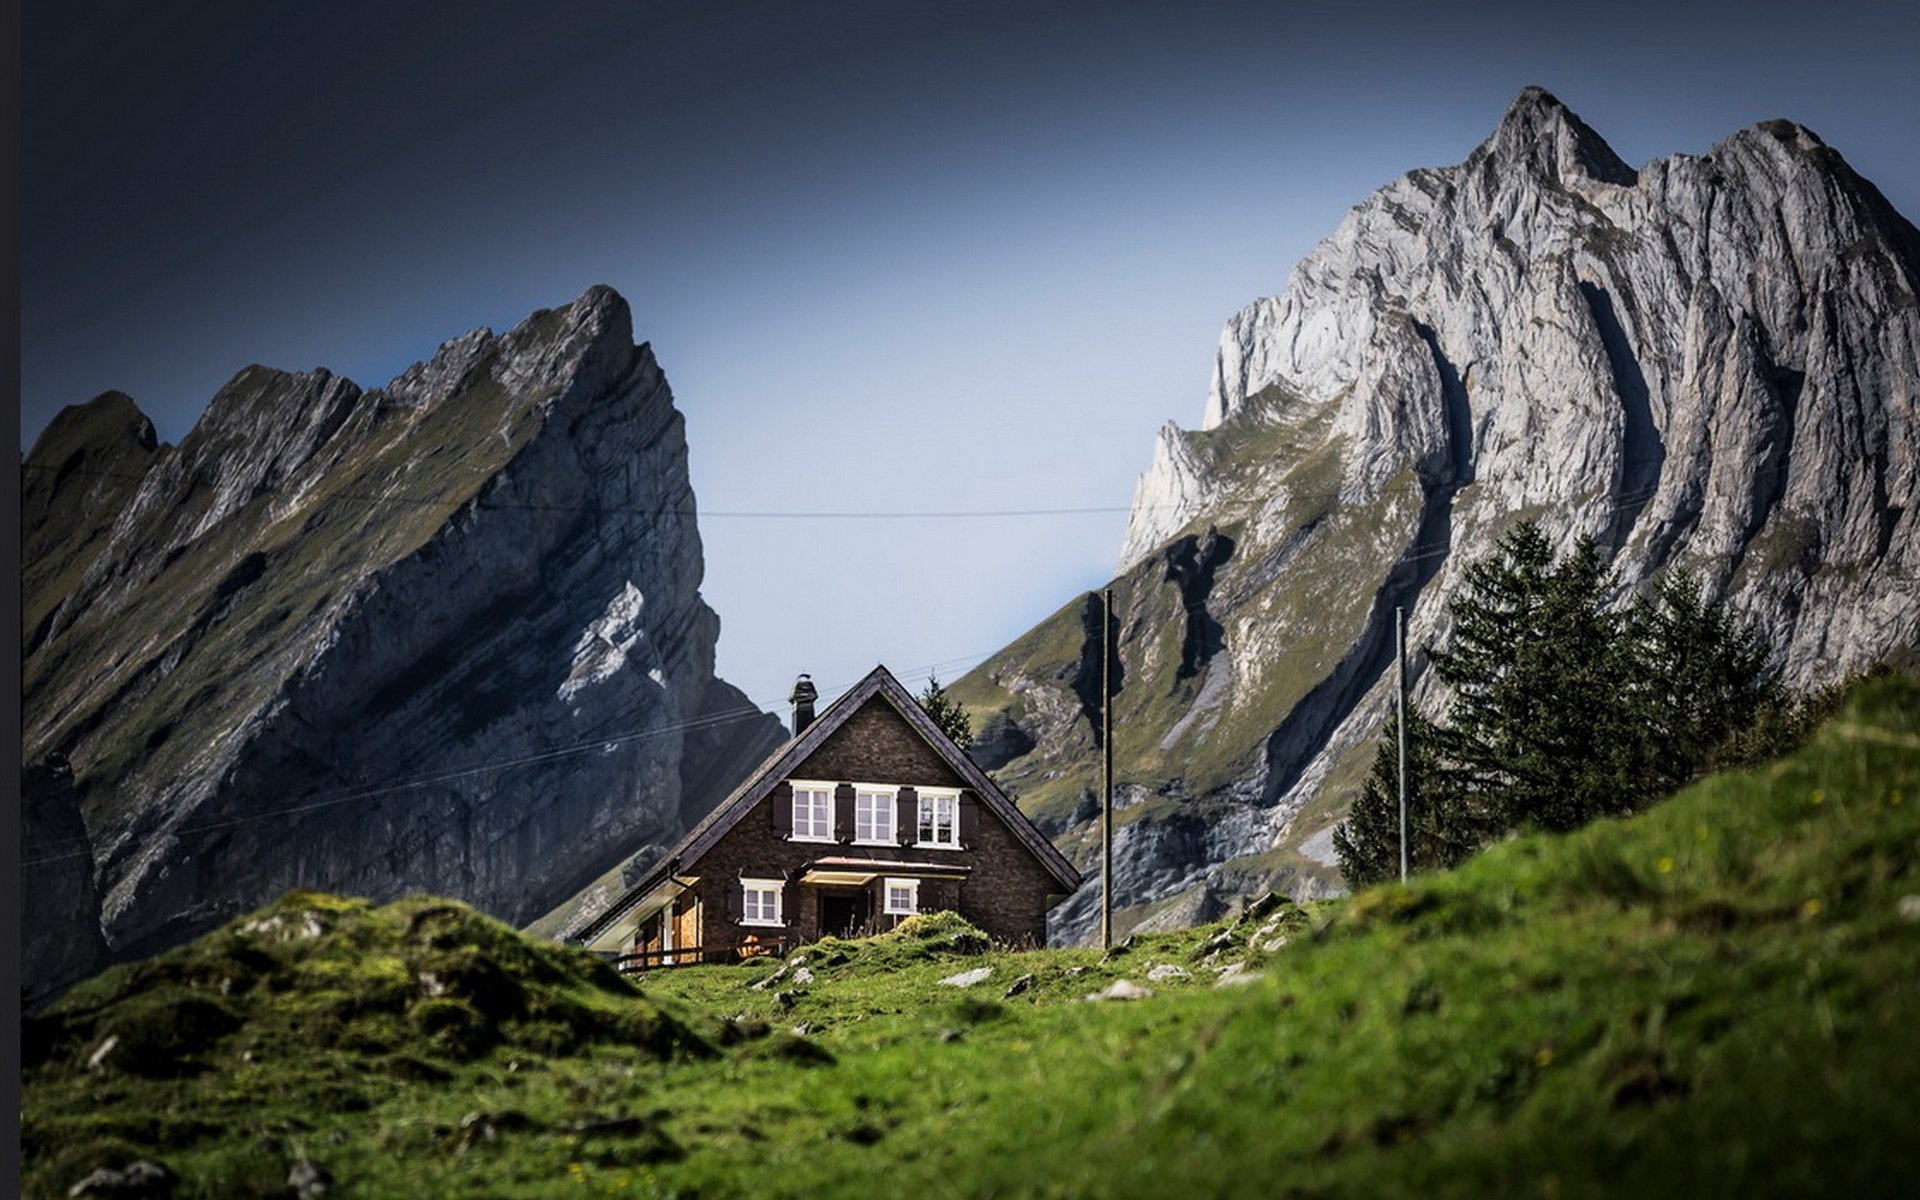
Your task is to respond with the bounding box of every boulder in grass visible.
[938,966,993,988]
[1084,979,1153,1002]
[67,1160,175,1197]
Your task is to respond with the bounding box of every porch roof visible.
[799,857,972,885]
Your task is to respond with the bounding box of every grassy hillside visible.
[24,676,1920,1198]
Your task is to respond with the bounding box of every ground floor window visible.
[884,877,920,916]
[741,878,784,926]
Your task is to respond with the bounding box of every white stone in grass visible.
[938,966,994,988]
[1898,895,1920,922]
[1147,964,1191,981]
[1213,962,1260,988]
[1085,979,1153,1002]
[85,1035,119,1071]
[790,967,815,986]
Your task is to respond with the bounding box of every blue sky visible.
[22,0,1920,712]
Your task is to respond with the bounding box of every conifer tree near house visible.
[1335,521,1782,888]
[918,673,974,749]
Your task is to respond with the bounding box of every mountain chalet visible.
[574,665,1082,967]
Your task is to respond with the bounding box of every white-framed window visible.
[790,782,834,842]
[855,786,897,844]
[741,878,785,927]
[883,877,920,916]
[917,789,960,848]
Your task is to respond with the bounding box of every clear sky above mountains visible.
[22,0,1919,712]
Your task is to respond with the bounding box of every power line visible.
[21,647,1005,868]
[19,461,1138,520]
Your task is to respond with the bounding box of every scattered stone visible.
[791,1021,817,1036]
[67,1160,175,1197]
[750,961,793,991]
[939,1028,964,1043]
[1214,963,1259,988]
[717,1016,772,1045]
[1084,979,1153,1003]
[452,1110,536,1151]
[1196,929,1238,959]
[1258,934,1290,953]
[790,967,816,986]
[85,1035,119,1072]
[1002,973,1035,998]
[1240,892,1290,924]
[938,966,994,988]
[1899,895,1920,922]
[239,912,327,942]
[774,990,805,1010]
[1062,966,1088,978]
[287,1160,332,1199]
[1101,935,1137,962]
[1147,964,1191,982]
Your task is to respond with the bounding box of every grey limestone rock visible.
[21,286,784,985]
[977,88,1919,944]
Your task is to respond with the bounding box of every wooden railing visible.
[613,939,789,974]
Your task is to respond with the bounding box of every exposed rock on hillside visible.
[955,88,1920,942]
[21,286,783,987]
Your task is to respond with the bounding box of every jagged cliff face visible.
[954,89,1920,942]
[21,286,784,983]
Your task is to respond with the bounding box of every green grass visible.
[23,676,1920,1197]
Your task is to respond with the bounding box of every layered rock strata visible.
[21,286,783,984]
[956,89,1920,942]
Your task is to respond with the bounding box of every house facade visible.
[573,665,1083,965]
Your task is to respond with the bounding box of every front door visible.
[819,892,864,939]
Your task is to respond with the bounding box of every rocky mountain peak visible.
[1475,85,1637,187]
[975,93,1917,945]
[32,390,159,456]
[21,284,784,989]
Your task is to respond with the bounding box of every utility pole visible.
[1397,604,1409,883]
[1101,587,1115,951]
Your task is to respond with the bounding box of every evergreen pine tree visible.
[1631,570,1776,790]
[1332,708,1481,886]
[918,673,974,749]
[1336,521,1791,890]
[1428,523,1631,833]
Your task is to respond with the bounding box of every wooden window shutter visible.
[724,882,743,921]
[959,792,980,849]
[783,877,799,926]
[771,782,793,836]
[834,783,856,843]
[896,787,918,846]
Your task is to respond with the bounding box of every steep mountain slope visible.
[953,89,1920,941]
[21,286,784,992]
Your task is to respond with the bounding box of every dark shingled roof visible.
[573,664,1083,944]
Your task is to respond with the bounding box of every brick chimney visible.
[788,674,818,737]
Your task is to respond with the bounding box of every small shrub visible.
[891,911,992,955]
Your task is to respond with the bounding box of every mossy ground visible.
[24,678,1920,1198]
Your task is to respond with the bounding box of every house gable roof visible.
[573,664,1083,944]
